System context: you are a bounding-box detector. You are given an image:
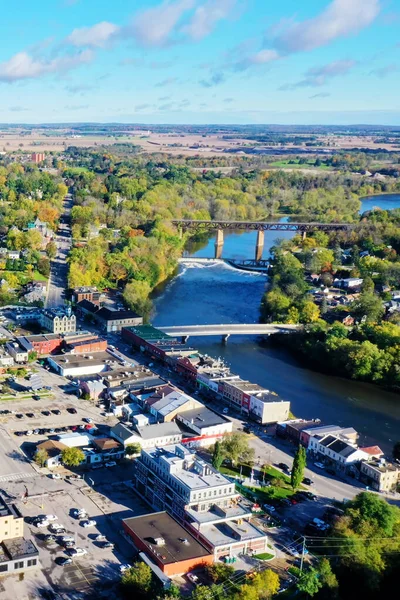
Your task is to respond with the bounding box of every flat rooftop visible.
[199,519,265,548]
[144,445,232,491]
[123,512,212,564]
[186,503,252,525]
[1,538,38,561]
[49,351,121,369]
[0,495,22,520]
[124,324,173,341]
[177,406,229,429]
[229,380,265,393]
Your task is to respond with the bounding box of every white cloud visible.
[0,50,93,82]
[274,0,381,53]
[279,59,356,89]
[369,64,398,78]
[183,0,235,41]
[129,0,195,47]
[66,21,119,48]
[199,72,225,87]
[234,49,280,71]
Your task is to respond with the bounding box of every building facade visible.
[40,309,76,334]
[360,459,400,492]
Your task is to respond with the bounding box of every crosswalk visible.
[0,471,39,483]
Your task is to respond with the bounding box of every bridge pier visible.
[255,230,264,262]
[222,334,230,344]
[301,231,307,241]
[214,229,224,259]
[182,335,189,343]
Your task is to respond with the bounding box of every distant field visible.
[269,159,332,170]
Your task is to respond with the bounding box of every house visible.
[176,406,232,448]
[360,458,400,492]
[324,311,355,326]
[94,307,143,333]
[35,440,67,468]
[301,425,358,448]
[0,495,39,577]
[336,278,363,290]
[91,438,124,462]
[122,512,213,577]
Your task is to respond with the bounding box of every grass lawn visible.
[254,552,275,560]
[270,159,332,170]
[32,270,47,282]
[220,463,252,479]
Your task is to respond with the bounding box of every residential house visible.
[35,440,67,469]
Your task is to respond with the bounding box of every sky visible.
[1,0,400,125]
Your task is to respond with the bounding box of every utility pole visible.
[300,536,306,573]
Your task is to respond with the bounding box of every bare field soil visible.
[0,130,399,156]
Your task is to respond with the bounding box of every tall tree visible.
[291,446,307,490]
[121,561,153,599]
[212,441,224,471]
[297,568,322,597]
[34,448,49,467]
[61,447,85,467]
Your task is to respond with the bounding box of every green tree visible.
[121,561,153,598]
[205,562,234,583]
[221,433,255,466]
[125,443,142,456]
[34,448,49,467]
[297,568,322,597]
[299,300,320,324]
[252,569,280,599]
[353,292,384,323]
[291,445,307,489]
[46,240,57,259]
[317,558,338,597]
[61,447,85,467]
[212,440,224,471]
[28,351,38,362]
[191,584,216,600]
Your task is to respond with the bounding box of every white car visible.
[105,461,116,468]
[83,418,93,424]
[222,408,229,414]
[25,430,33,436]
[187,573,199,584]
[49,523,64,532]
[81,519,96,528]
[50,473,61,480]
[95,534,106,541]
[119,564,131,574]
[61,536,75,543]
[45,515,58,522]
[314,462,325,469]
[263,504,276,513]
[36,520,49,528]
[72,508,87,517]
[70,548,87,557]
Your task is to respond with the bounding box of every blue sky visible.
[1,0,400,124]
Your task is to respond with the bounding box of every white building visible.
[176,406,232,448]
[249,391,290,424]
[40,308,76,334]
[47,351,120,377]
[308,434,370,471]
[6,342,29,363]
[111,422,182,449]
[56,432,93,448]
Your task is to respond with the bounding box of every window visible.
[0,565,8,572]
[27,559,37,567]
[14,561,24,570]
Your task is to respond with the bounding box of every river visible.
[153,194,400,452]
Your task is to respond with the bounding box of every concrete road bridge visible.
[158,323,301,343]
[171,219,352,260]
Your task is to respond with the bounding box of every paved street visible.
[46,193,72,308]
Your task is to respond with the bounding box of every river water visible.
[153,194,400,451]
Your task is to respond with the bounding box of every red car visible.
[71,426,78,432]
[290,498,298,505]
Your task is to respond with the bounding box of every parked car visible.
[263,504,276,513]
[60,535,75,543]
[25,430,33,436]
[52,409,61,415]
[105,461,117,468]
[45,515,58,522]
[72,509,87,518]
[16,414,24,419]
[119,564,131,573]
[81,519,96,528]
[33,395,41,401]
[33,429,40,435]
[64,541,76,549]
[44,534,56,542]
[42,411,51,416]
[50,473,61,480]
[314,462,325,469]
[67,408,77,414]
[278,463,290,472]
[56,557,73,566]
[36,520,49,528]
[101,541,114,549]
[83,417,93,424]
[222,408,229,414]
[187,573,199,584]
[69,548,87,557]
[95,534,106,541]
[49,523,65,532]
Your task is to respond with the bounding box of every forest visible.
[262,209,400,389]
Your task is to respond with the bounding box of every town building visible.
[111,422,182,449]
[248,391,290,424]
[0,495,39,576]
[66,336,107,355]
[111,423,143,448]
[122,324,186,360]
[80,379,106,401]
[5,342,28,363]
[56,432,94,448]
[149,389,203,423]
[134,444,268,558]
[94,308,142,333]
[301,424,359,448]
[308,434,371,471]
[47,351,121,377]
[35,440,67,469]
[72,286,101,305]
[16,331,94,356]
[360,458,400,492]
[122,512,213,577]
[31,152,45,163]
[176,406,232,448]
[40,308,76,334]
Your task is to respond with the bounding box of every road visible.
[159,323,301,337]
[46,192,72,308]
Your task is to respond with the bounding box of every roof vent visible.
[153,537,165,546]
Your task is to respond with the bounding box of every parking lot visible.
[2,481,151,599]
